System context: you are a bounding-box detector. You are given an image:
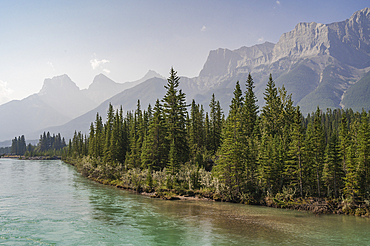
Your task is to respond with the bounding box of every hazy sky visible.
[0,0,368,105]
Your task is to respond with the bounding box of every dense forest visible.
[63,68,369,212]
[0,132,66,157]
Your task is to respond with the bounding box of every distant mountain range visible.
[1,7,370,143]
[0,71,164,142]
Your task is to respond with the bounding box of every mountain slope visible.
[195,8,370,115]
[0,71,163,141]
[38,74,97,119]
[0,94,71,141]
[82,70,164,104]
[4,8,370,142]
[29,77,168,140]
[341,70,370,112]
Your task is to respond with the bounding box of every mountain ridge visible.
[2,8,370,142]
[0,70,163,141]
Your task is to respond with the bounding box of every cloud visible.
[276,0,280,4]
[103,69,111,74]
[201,25,206,32]
[257,37,264,42]
[90,58,110,70]
[47,62,55,71]
[0,80,13,105]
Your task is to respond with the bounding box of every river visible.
[0,159,369,245]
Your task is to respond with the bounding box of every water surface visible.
[0,159,369,245]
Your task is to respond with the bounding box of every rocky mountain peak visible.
[346,7,370,46]
[271,21,330,63]
[349,7,370,22]
[88,73,117,90]
[142,70,165,80]
[39,74,79,95]
[199,48,245,77]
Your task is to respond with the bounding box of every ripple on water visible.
[1,159,370,245]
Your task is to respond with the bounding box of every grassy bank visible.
[64,156,370,217]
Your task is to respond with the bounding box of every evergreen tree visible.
[94,113,104,158]
[357,110,370,198]
[339,114,359,199]
[243,73,258,138]
[116,106,128,164]
[162,68,189,174]
[126,101,144,169]
[209,94,223,155]
[88,122,95,157]
[214,81,245,199]
[188,100,206,166]
[311,107,326,197]
[261,74,281,136]
[141,99,168,171]
[339,114,349,174]
[11,137,17,154]
[323,132,343,198]
[103,103,115,163]
[285,106,304,197]
[242,74,259,192]
[109,109,122,164]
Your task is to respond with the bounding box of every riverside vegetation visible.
[0,132,66,159]
[62,68,370,217]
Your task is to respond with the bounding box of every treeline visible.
[11,135,27,155]
[27,132,67,157]
[64,68,370,204]
[1,132,66,157]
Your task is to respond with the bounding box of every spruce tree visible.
[323,132,342,198]
[103,103,115,163]
[209,94,223,155]
[357,110,370,198]
[141,99,167,171]
[261,74,281,136]
[126,101,144,169]
[243,73,258,138]
[162,68,189,174]
[242,74,259,192]
[214,81,245,199]
[312,107,326,197]
[285,106,304,197]
[88,122,95,157]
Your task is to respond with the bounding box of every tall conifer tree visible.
[162,68,188,174]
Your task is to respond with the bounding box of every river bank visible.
[63,157,370,218]
[4,158,370,245]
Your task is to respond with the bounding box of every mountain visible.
[30,77,168,140]
[31,8,370,140]
[195,8,370,115]
[341,70,370,112]
[3,8,370,142]
[82,70,164,104]
[0,94,71,141]
[38,74,97,119]
[0,71,163,142]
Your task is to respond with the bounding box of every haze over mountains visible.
[1,8,370,143]
[0,71,164,142]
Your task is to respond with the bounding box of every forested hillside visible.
[63,68,370,215]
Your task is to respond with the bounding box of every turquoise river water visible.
[0,159,369,245]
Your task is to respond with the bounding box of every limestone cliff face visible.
[327,7,370,68]
[272,7,370,67]
[196,8,370,115]
[199,42,274,77]
[271,22,330,64]
[199,48,242,77]
[200,8,370,79]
